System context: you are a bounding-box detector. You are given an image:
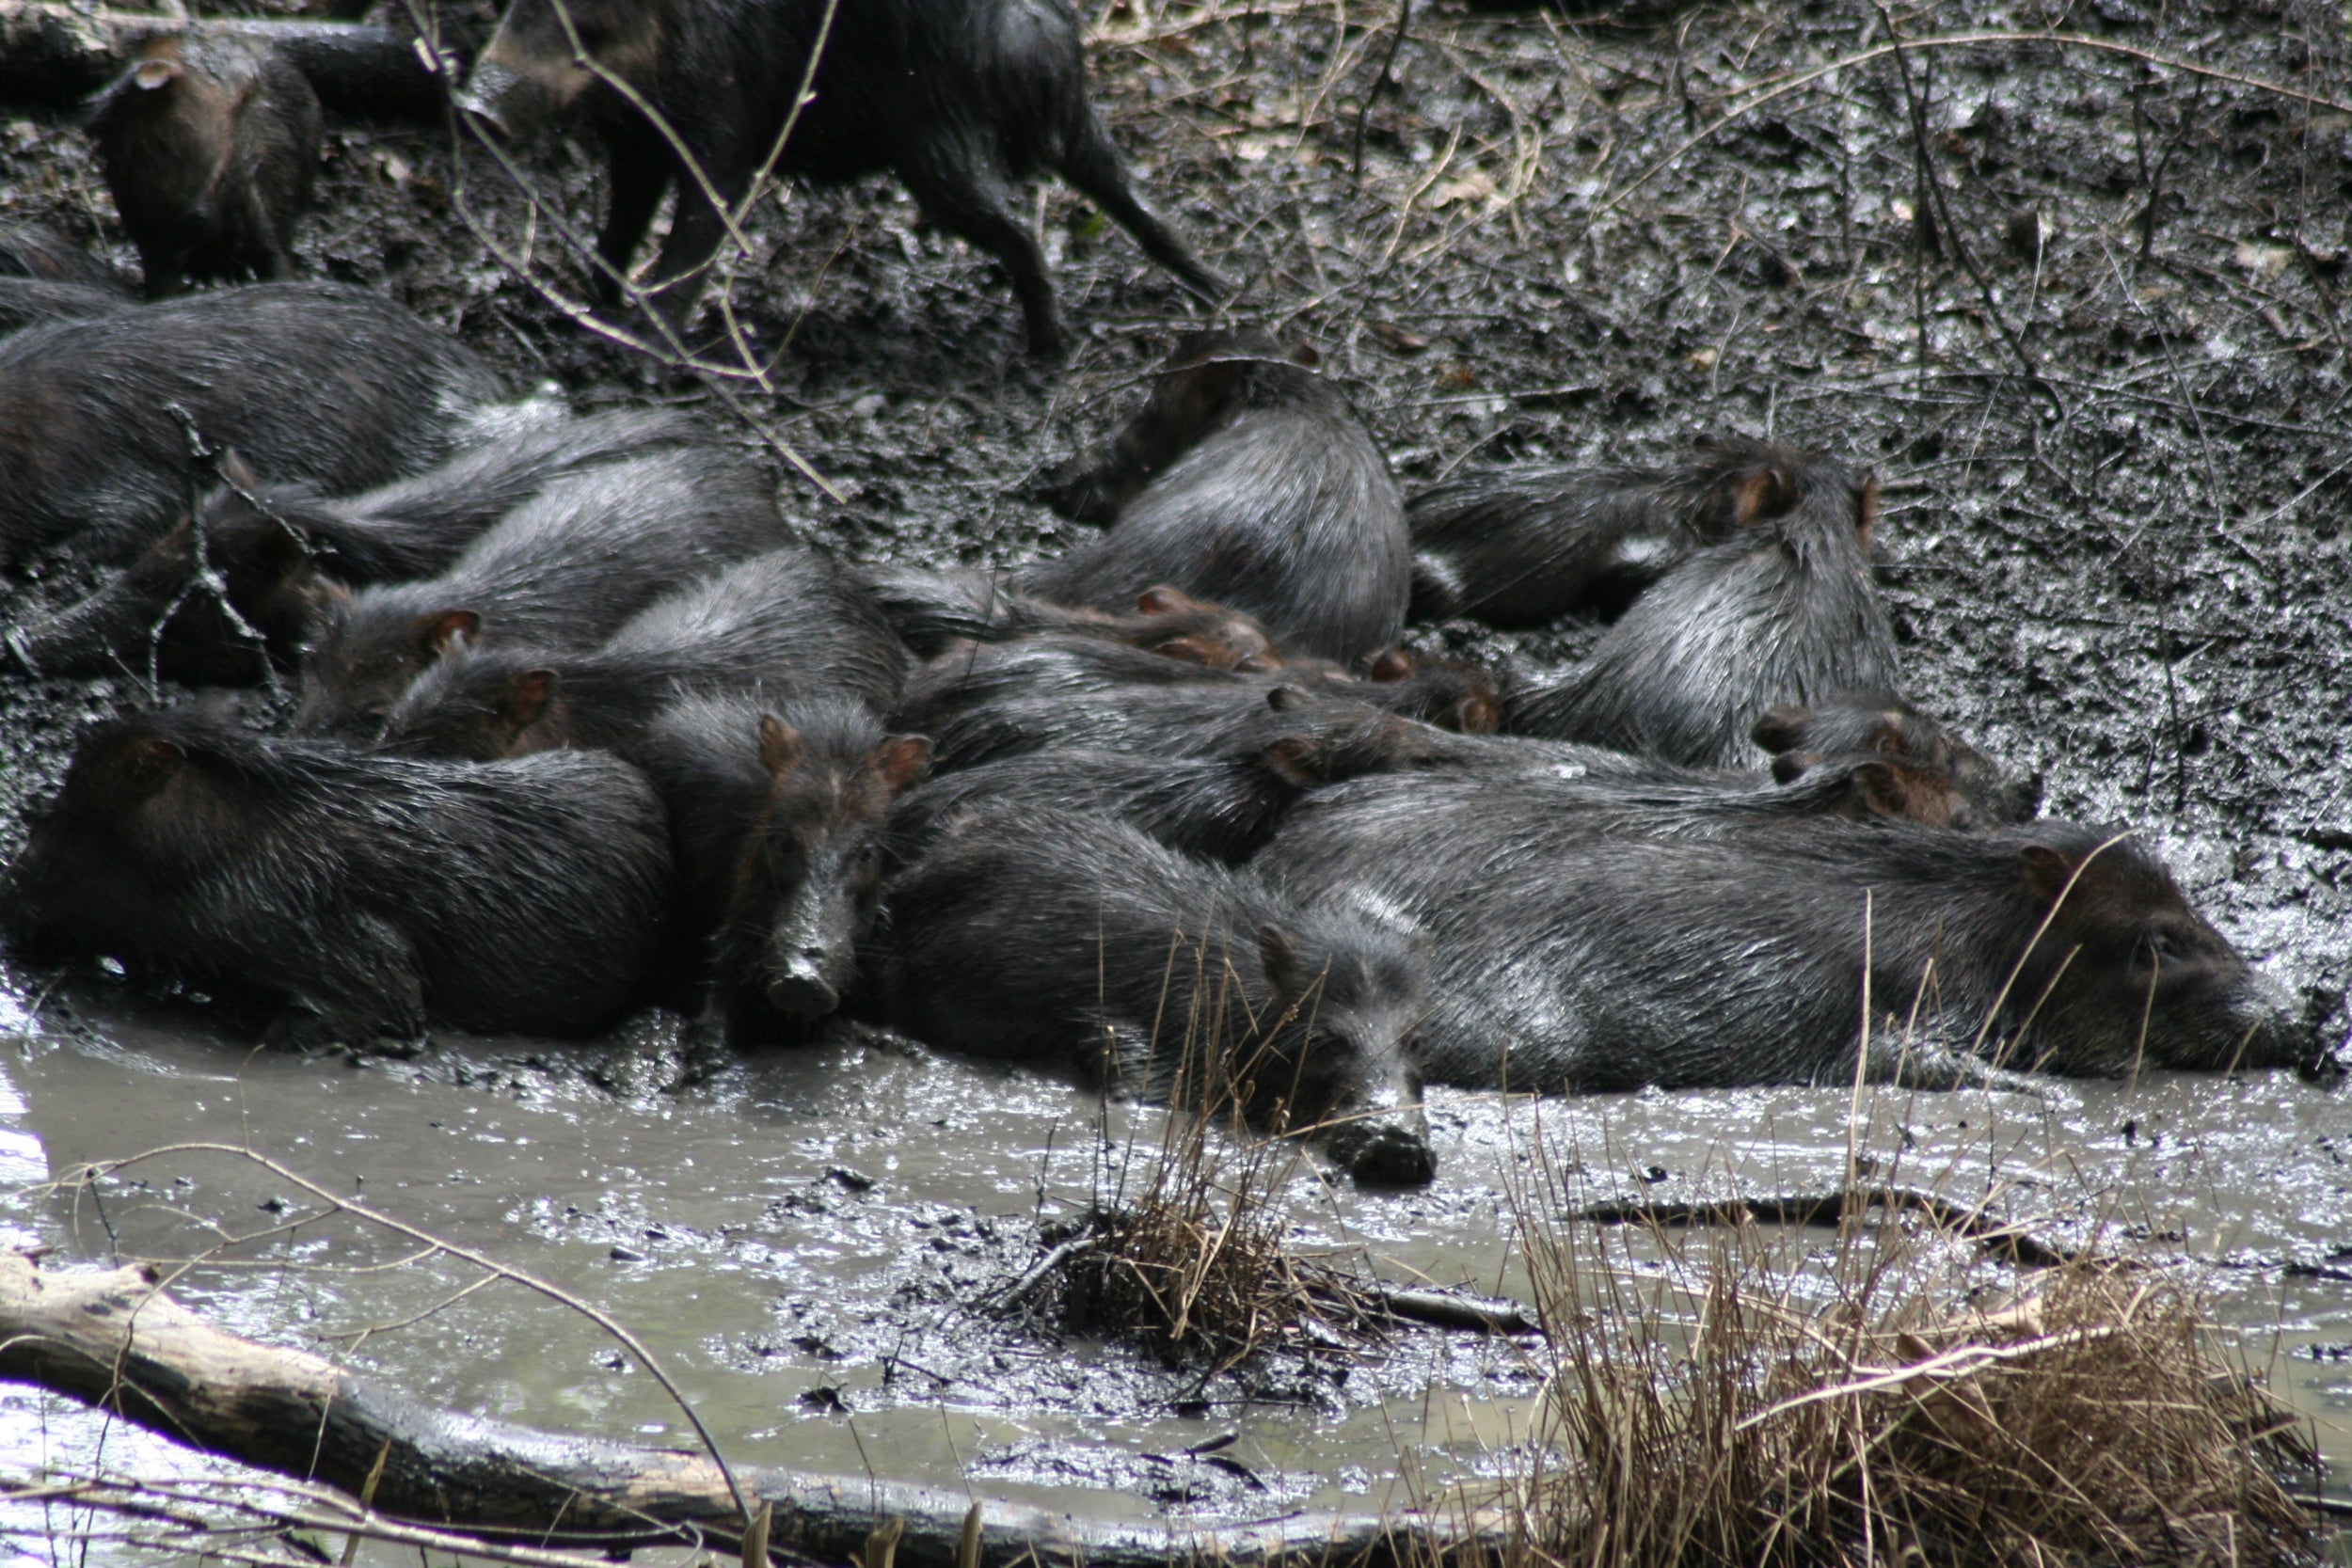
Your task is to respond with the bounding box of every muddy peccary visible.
[1406,436,1808,626]
[8,408,698,685]
[87,35,324,295]
[0,282,512,565]
[0,279,130,334]
[1508,441,1899,768]
[878,803,1435,1184]
[0,709,674,1050]
[1021,330,1409,663]
[295,447,787,736]
[1261,772,2312,1090]
[1753,690,2037,825]
[0,222,126,290]
[376,546,907,759]
[648,693,930,1033]
[454,0,1222,350]
[864,567,1282,670]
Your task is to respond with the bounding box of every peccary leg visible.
[1057,108,1225,302]
[594,132,670,309]
[901,154,1066,357]
[254,911,429,1053]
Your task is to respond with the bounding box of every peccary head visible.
[88,40,232,219]
[1993,831,2304,1076]
[294,596,478,736]
[1756,690,2035,826]
[1123,586,1282,672]
[374,647,569,760]
[1238,911,1433,1187]
[1364,646,1502,734]
[457,0,665,141]
[721,698,931,1018]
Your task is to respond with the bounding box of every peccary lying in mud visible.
[1260,769,2315,1091]
[1023,329,1409,664]
[876,803,1436,1184]
[0,709,674,1051]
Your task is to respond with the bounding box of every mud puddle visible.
[1,972,2346,1532]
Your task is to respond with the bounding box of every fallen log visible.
[0,1252,1502,1568]
[1576,1185,2076,1267]
[0,3,444,117]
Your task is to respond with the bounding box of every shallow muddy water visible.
[2,970,2346,1538]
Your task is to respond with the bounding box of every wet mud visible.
[1,0,2349,1540]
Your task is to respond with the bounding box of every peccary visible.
[295,447,787,735]
[1260,772,2314,1090]
[863,567,1281,670]
[0,709,674,1050]
[1021,329,1409,663]
[8,408,698,684]
[455,0,1222,350]
[0,282,512,564]
[1507,441,1899,769]
[877,803,1435,1183]
[376,546,907,759]
[1406,436,1804,626]
[87,35,323,294]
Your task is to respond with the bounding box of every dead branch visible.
[0,1251,1506,1568]
[1574,1185,2077,1267]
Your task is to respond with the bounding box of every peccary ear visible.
[1770,750,1818,785]
[1848,761,1911,821]
[245,517,310,576]
[1752,704,1812,753]
[1367,647,1415,683]
[419,609,479,657]
[1857,473,1882,548]
[111,736,185,798]
[756,714,801,776]
[1451,692,1501,736]
[1266,685,1310,712]
[1731,462,1800,526]
[2020,844,2079,904]
[1258,924,1303,991]
[1261,737,1323,787]
[1286,340,1322,369]
[1155,635,1226,668]
[504,669,554,728]
[877,735,932,792]
[1136,584,1193,615]
[215,449,262,494]
[134,57,181,90]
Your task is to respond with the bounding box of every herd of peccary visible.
[0,0,2334,1192]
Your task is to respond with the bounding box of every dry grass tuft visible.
[1507,1159,2322,1568]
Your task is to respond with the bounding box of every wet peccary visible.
[8,408,698,684]
[0,710,674,1051]
[0,283,513,565]
[1260,772,2312,1091]
[650,693,930,1033]
[455,0,1221,350]
[1508,442,1899,769]
[87,34,323,295]
[0,279,130,334]
[1753,691,2037,825]
[1406,436,1807,626]
[900,634,1495,771]
[0,222,126,291]
[1020,330,1409,663]
[877,804,1436,1184]
[296,448,787,735]
[375,546,907,759]
[864,567,1281,670]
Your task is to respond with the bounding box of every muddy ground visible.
[1,0,2350,1547]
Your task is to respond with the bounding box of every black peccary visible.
[1406,436,1805,626]
[87,35,324,295]
[647,693,930,1031]
[0,222,127,290]
[295,448,787,736]
[454,0,1221,351]
[1507,442,1899,768]
[863,566,1282,670]
[375,546,907,759]
[877,804,1435,1184]
[1261,773,2312,1091]
[0,710,674,1050]
[0,282,512,565]
[1753,690,2038,825]
[7,408,695,685]
[899,634,1492,772]
[1020,330,1409,663]
[0,279,130,334]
